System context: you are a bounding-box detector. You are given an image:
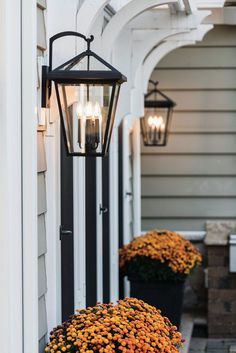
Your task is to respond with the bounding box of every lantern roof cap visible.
[145,80,176,108]
[48,49,127,85]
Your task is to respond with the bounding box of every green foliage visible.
[121,255,197,282]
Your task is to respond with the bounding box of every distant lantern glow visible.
[148,115,163,128]
[141,80,176,147]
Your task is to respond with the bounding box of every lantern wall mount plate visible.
[42,31,127,157]
[141,80,176,147]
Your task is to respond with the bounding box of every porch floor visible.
[179,314,236,353]
[189,338,236,353]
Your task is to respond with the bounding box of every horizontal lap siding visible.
[37,132,48,351]
[37,0,47,351]
[141,25,236,232]
[170,112,236,133]
[142,177,236,197]
[141,155,236,176]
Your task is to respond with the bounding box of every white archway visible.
[102,0,178,58]
[76,0,109,34]
[142,24,213,91]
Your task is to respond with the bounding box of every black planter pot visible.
[130,279,185,328]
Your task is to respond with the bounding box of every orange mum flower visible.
[119,230,202,282]
[45,298,183,353]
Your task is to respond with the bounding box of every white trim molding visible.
[22,0,38,352]
[0,0,23,352]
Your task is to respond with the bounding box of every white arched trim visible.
[143,24,213,92]
[143,41,195,92]
[76,0,109,34]
[132,28,191,87]
[102,0,178,58]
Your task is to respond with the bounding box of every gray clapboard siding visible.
[141,155,236,176]
[142,219,211,232]
[37,132,46,172]
[152,69,236,90]
[141,134,236,154]
[38,255,47,298]
[37,172,47,215]
[157,47,236,69]
[38,214,46,257]
[38,295,47,339]
[37,6,46,50]
[142,177,236,197]
[142,198,236,218]
[160,91,236,111]
[39,336,46,353]
[171,112,236,133]
[141,25,236,232]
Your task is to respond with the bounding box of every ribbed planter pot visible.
[130,279,185,328]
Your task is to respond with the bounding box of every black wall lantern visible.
[141,80,176,146]
[42,31,127,157]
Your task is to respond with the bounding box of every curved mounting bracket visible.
[42,31,94,108]
[49,31,94,71]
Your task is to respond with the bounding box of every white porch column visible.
[22,0,38,352]
[132,119,142,235]
[109,127,120,302]
[0,0,37,352]
[0,0,23,352]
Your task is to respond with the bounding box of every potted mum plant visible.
[45,297,183,353]
[119,230,202,327]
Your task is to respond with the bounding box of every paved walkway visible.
[189,338,236,353]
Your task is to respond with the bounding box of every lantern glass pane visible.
[58,54,111,71]
[141,107,172,146]
[55,83,119,156]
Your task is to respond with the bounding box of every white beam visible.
[102,0,178,58]
[76,0,109,34]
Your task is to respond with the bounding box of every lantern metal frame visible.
[41,31,126,157]
[141,80,176,147]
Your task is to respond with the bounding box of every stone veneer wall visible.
[205,221,236,338]
[183,241,207,315]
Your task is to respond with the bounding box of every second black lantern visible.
[42,31,126,157]
[141,80,176,147]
